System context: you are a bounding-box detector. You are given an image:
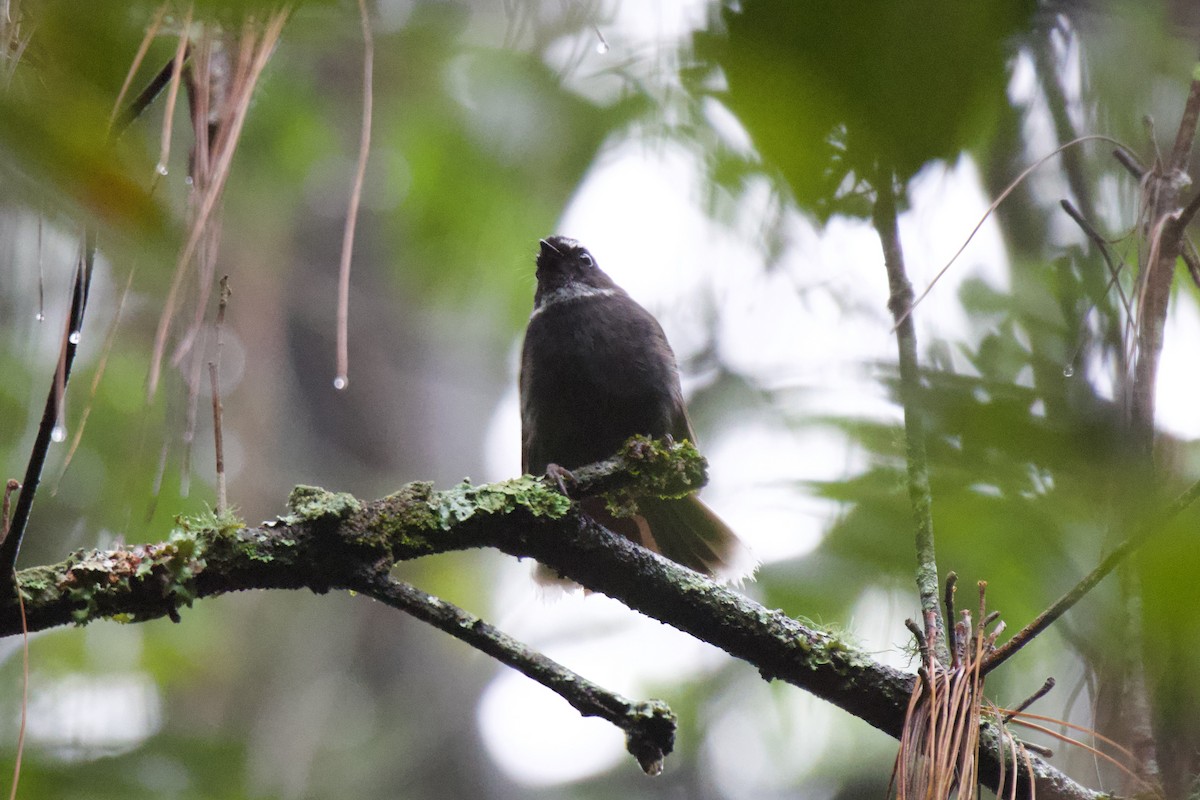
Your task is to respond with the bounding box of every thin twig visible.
[0,236,95,579]
[54,266,136,493]
[209,276,231,512]
[357,573,676,775]
[1059,198,1134,320]
[1112,146,1146,179]
[893,134,1128,330]
[1002,677,1056,723]
[2,480,18,534]
[943,571,957,660]
[1174,188,1200,230]
[110,3,169,129]
[985,476,1200,673]
[1169,78,1200,172]
[115,57,182,136]
[156,8,191,177]
[334,0,375,391]
[35,216,43,322]
[207,364,224,512]
[905,617,927,662]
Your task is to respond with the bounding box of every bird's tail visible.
[639,495,756,583]
[533,495,755,587]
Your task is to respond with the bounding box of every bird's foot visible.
[545,463,577,496]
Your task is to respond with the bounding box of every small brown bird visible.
[519,235,753,585]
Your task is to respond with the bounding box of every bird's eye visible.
[579,252,594,267]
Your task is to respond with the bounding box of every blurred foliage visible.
[692,0,1036,220]
[3,0,1200,799]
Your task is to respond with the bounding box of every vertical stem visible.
[0,232,95,578]
[873,170,945,657]
[209,276,231,513]
[334,0,375,391]
[208,363,225,512]
[1114,75,1200,792]
[1131,77,1200,452]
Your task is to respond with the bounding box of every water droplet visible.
[35,312,44,321]
[1063,365,1075,378]
[184,176,193,186]
[155,162,169,176]
[592,25,609,55]
[68,331,81,344]
[333,376,348,390]
[51,425,67,443]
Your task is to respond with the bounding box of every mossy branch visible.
[0,436,1105,799]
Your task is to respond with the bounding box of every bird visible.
[519,235,753,585]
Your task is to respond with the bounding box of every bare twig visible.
[1059,199,1134,319]
[985,476,1200,674]
[1,480,18,534]
[357,573,675,775]
[207,365,225,510]
[1002,677,1056,723]
[1175,188,1200,230]
[905,617,927,662]
[1168,78,1200,172]
[943,571,957,660]
[209,276,231,512]
[1112,146,1145,179]
[110,3,169,128]
[0,236,95,578]
[54,266,136,493]
[893,134,1127,330]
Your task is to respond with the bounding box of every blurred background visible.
[3,1,1200,797]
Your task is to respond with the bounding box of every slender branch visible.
[355,573,675,775]
[1112,146,1146,180]
[943,571,957,658]
[209,276,231,512]
[2,480,18,533]
[985,476,1200,673]
[1059,199,1132,315]
[1003,677,1057,724]
[1168,77,1200,172]
[1175,187,1200,230]
[1034,27,1096,224]
[114,55,183,136]
[0,236,95,579]
[873,170,944,655]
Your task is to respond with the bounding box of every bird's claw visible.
[545,463,577,496]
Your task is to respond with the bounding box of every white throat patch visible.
[530,285,618,320]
